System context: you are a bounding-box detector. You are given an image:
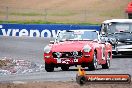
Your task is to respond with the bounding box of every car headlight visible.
[44,45,51,53]
[83,45,91,52]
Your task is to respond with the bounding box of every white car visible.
[100,19,132,55]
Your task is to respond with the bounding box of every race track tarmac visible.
[0,36,132,82]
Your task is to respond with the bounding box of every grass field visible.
[0,0,131,24]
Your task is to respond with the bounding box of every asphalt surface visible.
[0,36,132,82]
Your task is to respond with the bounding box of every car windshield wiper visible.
[67,39,92,41]
[107,31,132,37]
[107,32,120,35]
[107,31,132,35]
[119,31,132,33]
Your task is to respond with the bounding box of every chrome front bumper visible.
[112,45,132,54]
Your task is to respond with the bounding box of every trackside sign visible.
[0,24,100,38]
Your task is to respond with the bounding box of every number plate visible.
[56,58,78,63]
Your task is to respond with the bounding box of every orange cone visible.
[78,67,86,76]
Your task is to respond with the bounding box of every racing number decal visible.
[102,45,105,60]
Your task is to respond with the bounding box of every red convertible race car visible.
[44,30,112,72]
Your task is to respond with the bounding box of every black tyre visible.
[88,51,98,70]
[102,53,111,69]
[45,63,54,72]
[61,66,69,71]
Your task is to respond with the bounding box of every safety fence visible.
[0,6,127,24]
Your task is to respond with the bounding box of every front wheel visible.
[88,52,98,70]
[45,63,54,72]
[102,53,111,69]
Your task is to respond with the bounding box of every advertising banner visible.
[0,24,100,38]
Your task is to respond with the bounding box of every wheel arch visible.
[108,51,112,59]
[94,49,97,54]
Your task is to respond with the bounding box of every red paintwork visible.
[126,2,132,13]
[52,41,91,52]
[44,40,112,66]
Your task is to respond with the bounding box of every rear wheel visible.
[102,53,111,69]
[88,51,98,70]
[61,65,69,71]
[45,63,54,72]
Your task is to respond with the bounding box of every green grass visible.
[0,0,130,25]
[10,12,43,16]
[48,11,77,16]
[0,11,77,16]
[0,20,100,25]
[0,11,45,16]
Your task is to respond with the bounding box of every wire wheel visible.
[102,53,111,69]
[88,51,98,70]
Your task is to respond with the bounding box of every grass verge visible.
[0,20,100,25]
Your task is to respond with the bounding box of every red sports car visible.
[44,30,112,72]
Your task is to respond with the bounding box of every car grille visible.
[52,51,83,58]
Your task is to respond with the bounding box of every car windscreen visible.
[57,31,98,41]
[107,23,132,33]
